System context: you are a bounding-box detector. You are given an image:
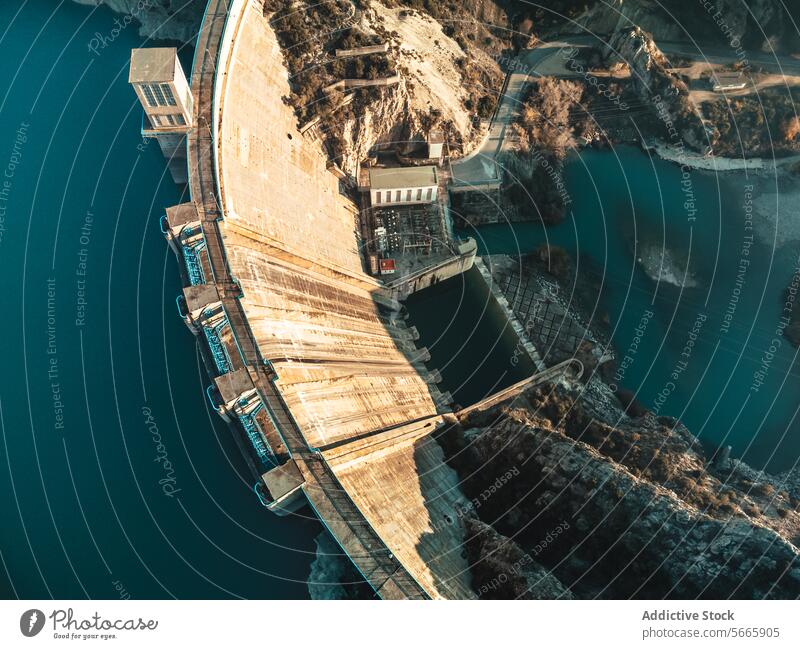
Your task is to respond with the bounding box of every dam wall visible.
[216,1,448,447]
[182,0,476,599]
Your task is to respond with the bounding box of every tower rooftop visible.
[129,47,178,83]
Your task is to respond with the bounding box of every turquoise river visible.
[469,146,800,474]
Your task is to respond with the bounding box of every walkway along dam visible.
[135,0,578,599]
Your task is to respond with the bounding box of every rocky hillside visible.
[710,0,800,53]
[438,377,800,599]
[266,0,503,177]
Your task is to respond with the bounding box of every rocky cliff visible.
[336,1,501,175]
[608,26,709,151]
[72,0,205,42]
[710,0,799,52]
[439,377,800,599]
[266,0,503,177]
[464,517,574,599]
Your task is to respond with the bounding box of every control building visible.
[369,166,438,207]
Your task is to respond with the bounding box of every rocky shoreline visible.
[438,376,800,599]
[646,141,800,173]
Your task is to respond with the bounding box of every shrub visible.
[477,95,496,119]
[515,77,583,158]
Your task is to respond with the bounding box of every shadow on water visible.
[404,266,537,408]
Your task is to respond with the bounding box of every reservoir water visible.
[0,1,318,599]
[469,146,800,473]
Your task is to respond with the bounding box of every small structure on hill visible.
[711,71,748,92]
[427,130,445,159]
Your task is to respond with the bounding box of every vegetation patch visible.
[703,88,800,158]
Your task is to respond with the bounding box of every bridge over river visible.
[160,0,578,599]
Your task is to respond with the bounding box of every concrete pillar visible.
[182,284,222,332]
[213,367,258,417]
[164,203,201,255]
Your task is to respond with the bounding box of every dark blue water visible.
[406,266,537,408]
[470,146,800,473]
[0,1,318,599]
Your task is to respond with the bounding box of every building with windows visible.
[129,48,193,184]
[369,166,438,207]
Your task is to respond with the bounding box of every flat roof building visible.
[129,47,178,83]
[130,47,193,130]
[711,71,748,92]
[369,166,438,206]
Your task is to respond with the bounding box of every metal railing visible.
[182,242,207,285]
[203,322,231,374]
[239,404,277,470]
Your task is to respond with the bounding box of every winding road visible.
[450,34,800,188]
[450,38,594,187]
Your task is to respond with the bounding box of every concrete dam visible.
[137,0,564,599]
